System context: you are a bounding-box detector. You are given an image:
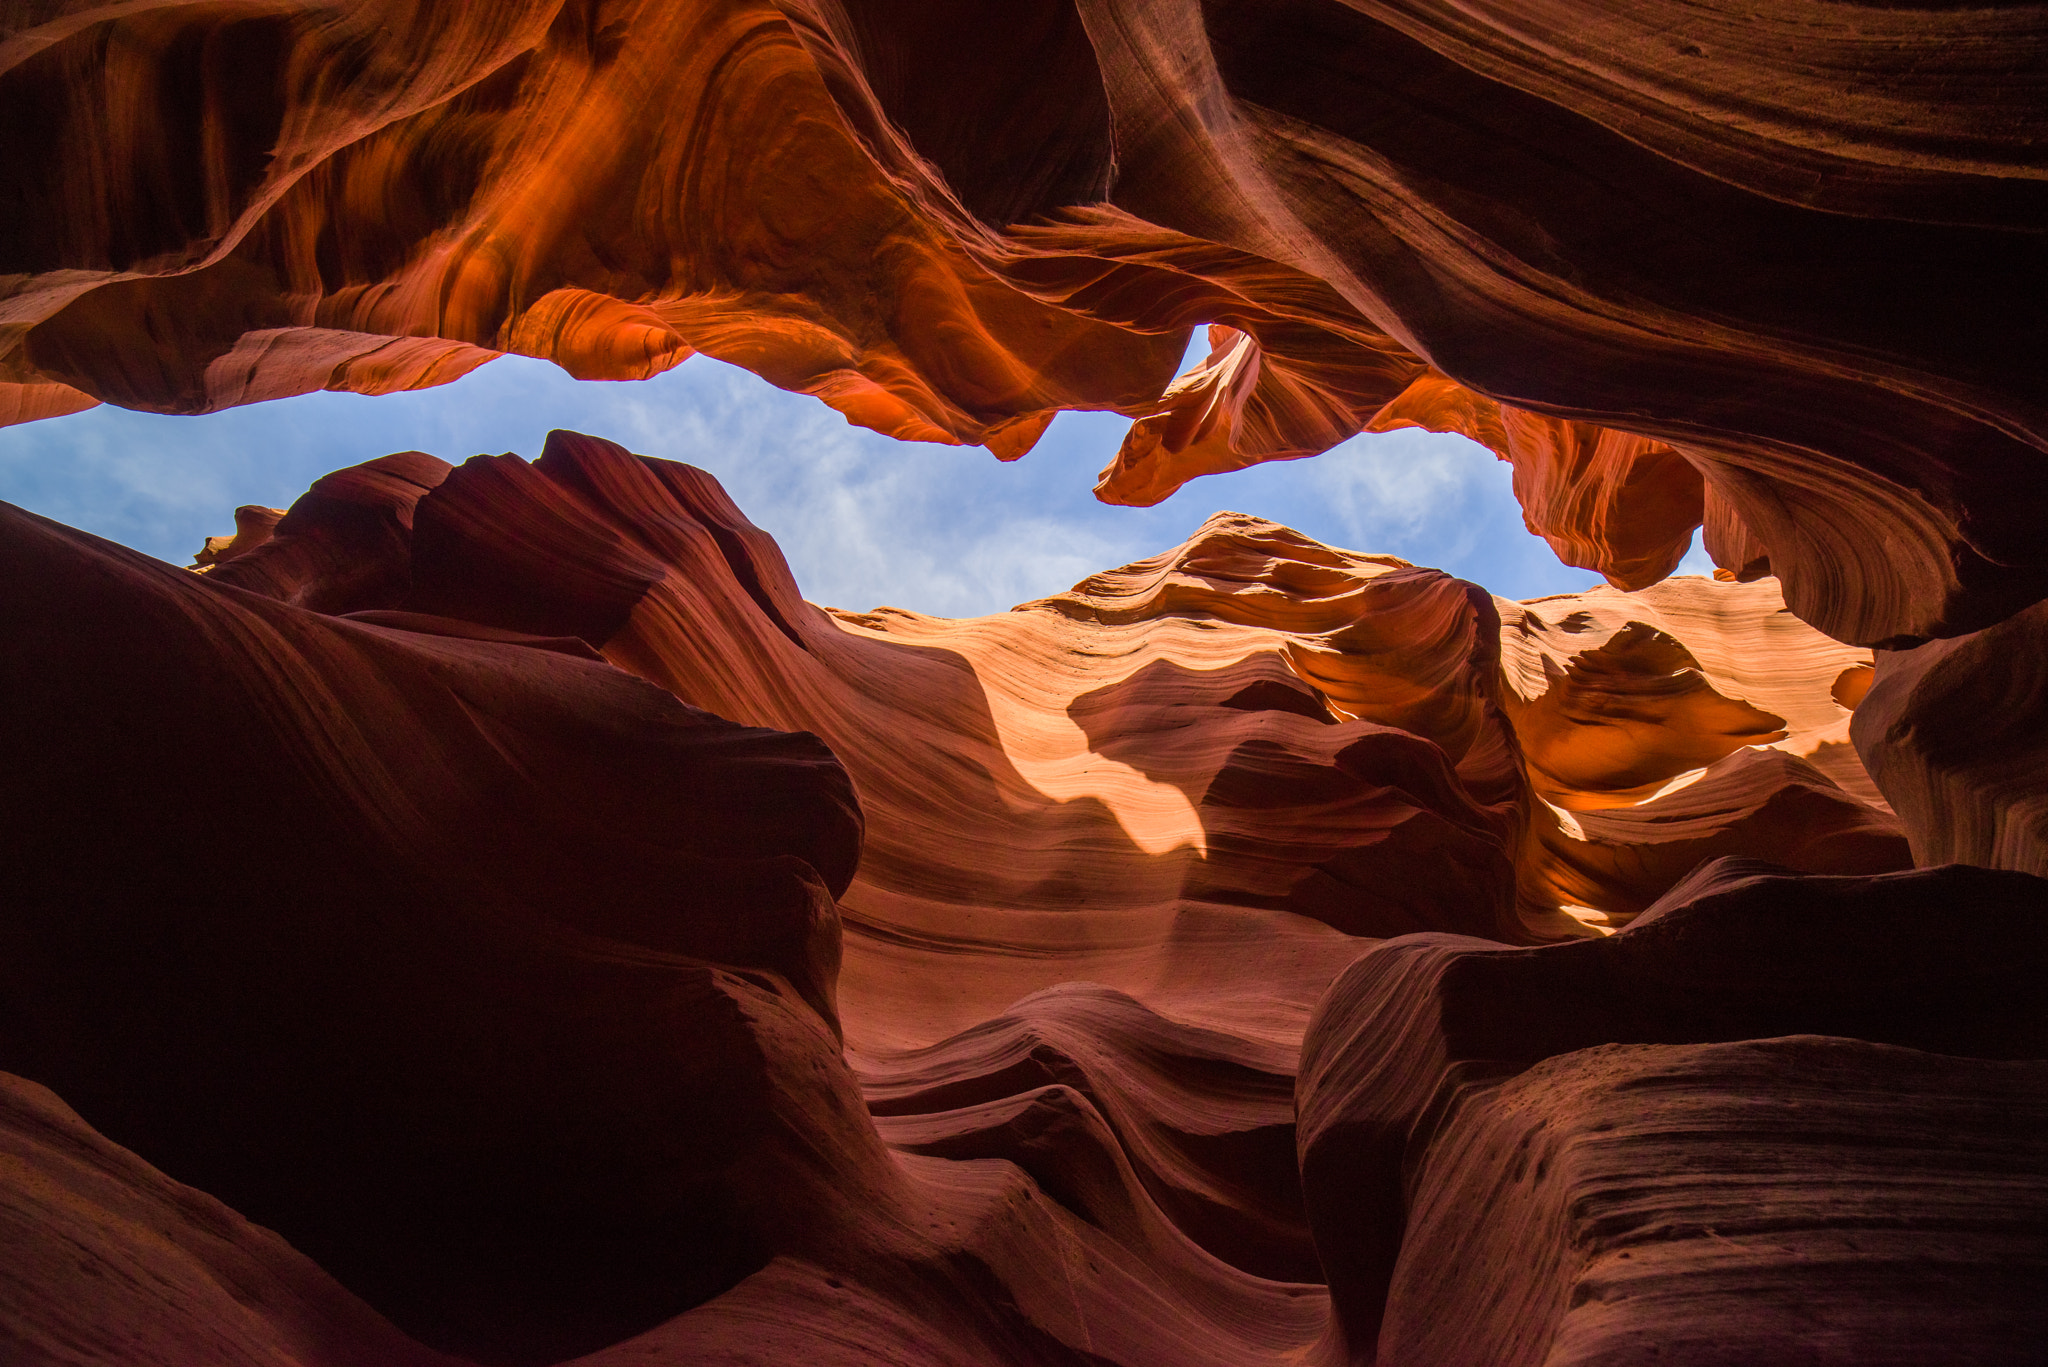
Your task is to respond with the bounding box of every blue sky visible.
[0,350,1712,617]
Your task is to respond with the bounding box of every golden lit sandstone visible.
[6,433,2043,1366]
[195,433,1907,1043]
[3,1,2046,1359]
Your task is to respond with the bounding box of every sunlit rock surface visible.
[1496,578,1907,926]
[4,0,2044,644]
[9,433,2042,1365]
[1854,598,2048,880]
[6,0,2046,1357]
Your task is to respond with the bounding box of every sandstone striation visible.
[2,492,871,1361]
[1299,857,2048,1365]
[1853,599,2048,880]
[4,0,2044,644]
[6,0,2047,1356]
[1382,1037,2048,1367]
[11,430,2032,1367]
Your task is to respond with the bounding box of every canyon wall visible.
[4,0,2044,644]
[6,434,2042,1365]
[5,1,2047,1362]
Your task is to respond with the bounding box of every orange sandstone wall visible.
[7,0,2048,1356]
[4,0,2044,644]
[196,432,1911,1040]
[3,437,2044,1366]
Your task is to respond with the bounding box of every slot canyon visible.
[2,3,2044,1365]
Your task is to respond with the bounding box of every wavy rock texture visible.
[1853,598,2048,879]
[199,432,1906,1035]
[10,431,2011,1367]
[6,0,2045,1353]
[4,0,2044,644]
[2,491,884,1363]
[1495,577,1905,926]
[1299,858,2048,1365]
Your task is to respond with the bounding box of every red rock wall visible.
[1299,857,2048,1365]
[5,0,2044,644]
[6,1,2048,1358]
[1853,599,2048,879]
[14,436,2038,1367]
[0,1072,463,1367]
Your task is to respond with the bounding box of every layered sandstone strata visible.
[4,0,2043,644]
[10,434,2037,1366]
[5,0,2045,1359]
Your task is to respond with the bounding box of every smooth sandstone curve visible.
[4,0,2043,643]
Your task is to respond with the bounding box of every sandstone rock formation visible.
[1299,857,2048,1365]
[5,0,2044,644]
[1853,599,2048,880]
[6,2,2046,1359]
[10,432,2041,1366]
[1496,577,1907,925]
[2,487,870,1361]
[0,1072,461,1367]
[193,431,1910,1034]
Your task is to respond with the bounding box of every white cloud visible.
[1301,427,1498,551]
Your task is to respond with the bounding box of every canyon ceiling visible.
[2,3,2045,1366]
